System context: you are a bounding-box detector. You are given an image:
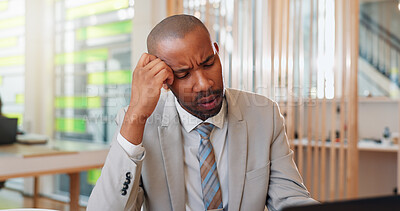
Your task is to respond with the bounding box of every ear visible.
[213,42,219,53]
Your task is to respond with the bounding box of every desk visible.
[293,138,399,152]
[0,140,109,210]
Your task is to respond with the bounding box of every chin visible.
[193,100,223,120]
[176,91,224,120]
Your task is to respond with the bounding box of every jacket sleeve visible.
[87,108,145,211]
[266,102,319,211]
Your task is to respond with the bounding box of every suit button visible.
[123,184,129,190]
[126,172,132,179]
[121,189,127,196]
[125,178,131,184]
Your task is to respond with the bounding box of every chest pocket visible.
[245,162,270,182]
[241,162,271,210]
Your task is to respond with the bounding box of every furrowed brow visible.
[174,67,191,72]
[200,54,215,65]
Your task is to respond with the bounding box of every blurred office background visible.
[0,0,399,209]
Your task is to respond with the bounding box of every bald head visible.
[147,14,210,55]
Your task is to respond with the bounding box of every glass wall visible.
[358,0,400,98]
[0,0,25,126]
[54,0,134,199]
[54,0,134,143]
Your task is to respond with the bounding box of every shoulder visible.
[225,88,283,123]
[226,88,277,109]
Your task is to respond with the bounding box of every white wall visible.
[358,99,399,139]
[20,0,55,197]
[287,99,400,141]
[131,0,167,66]
[24,0,54,136]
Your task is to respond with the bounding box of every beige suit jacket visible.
[87,88,317,211]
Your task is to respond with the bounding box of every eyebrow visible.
[174,67,191,73]
[173,54,215,72]
[199,54,215,65]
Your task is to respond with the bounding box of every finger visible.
[165,71,174,85]
[148,60,173,76]
[137,53,150,68]
[144,58,163,71]
[164,67,174,85]
[146,54,157,64]
[137,53,157,67]
[154,68,174,86]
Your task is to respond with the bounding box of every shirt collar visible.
[174,96,226,133]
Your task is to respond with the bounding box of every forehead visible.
[155,30,214,68]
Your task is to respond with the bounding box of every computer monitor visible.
[283,195,400,211]
[0,117,18,145]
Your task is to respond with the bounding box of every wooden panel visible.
[231,0,239,88]
[338,0,346,199]
[312,0,321,198]
[321,86,327,201]
[167,0,183,16]
[167,0,174,16]
[329,0,340,200]
[346,0,360,199]
[295,0,305,175]
[306,0,313,192]
[285,0,294,150]
[320,1,327,201]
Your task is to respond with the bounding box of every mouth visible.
[197,95,221,110]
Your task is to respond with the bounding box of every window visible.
[54,0,134,143]
[54,0,134,199]
[0,0,25,126]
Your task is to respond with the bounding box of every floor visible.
[0,188,86,211]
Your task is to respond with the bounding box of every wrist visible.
[120,108,148,145]
[120,122,145,145]
[125,105,149,124]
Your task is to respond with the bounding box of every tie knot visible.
[195,123,215,139]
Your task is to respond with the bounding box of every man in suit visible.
[87,14,317,211]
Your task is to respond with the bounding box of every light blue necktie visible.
[195,123,223,210]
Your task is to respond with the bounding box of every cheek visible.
[210,66,223,84]
[170,81,194,100]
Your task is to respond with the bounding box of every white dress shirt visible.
[117,97,229,211]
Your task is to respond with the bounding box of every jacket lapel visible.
[158,92,185,211]
[226,89,248,211]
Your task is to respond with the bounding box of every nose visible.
[192,69,213,92]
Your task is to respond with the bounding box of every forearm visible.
[267,102,317,210]
[120,106,147,145]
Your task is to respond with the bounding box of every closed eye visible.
[201,54,215,68]
[174,71,190,79]
[204,62,214,68]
